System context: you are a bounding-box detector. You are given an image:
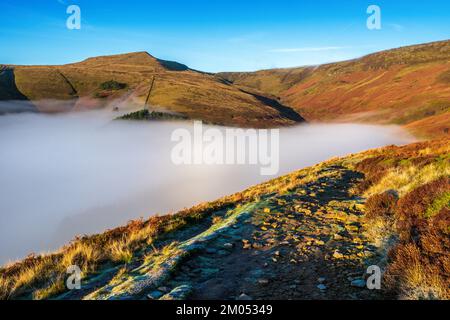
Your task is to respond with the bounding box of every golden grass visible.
[386,243,449,300]
[363,216,396,249]
[11,265,42,293]
[61,242,102,272]
[108,240,133,264]
[0,276,12,300]
[143,242,182,272]
[33,277,66,300]
[357,139,450,300]
[109,267,128,286]
[365,162,450,197]
[0,255,55,299]
[212,215,224,225]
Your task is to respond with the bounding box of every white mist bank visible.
[0,111,414,264]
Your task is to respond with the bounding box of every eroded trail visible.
[164,166,382,300]
[78,165,385,300]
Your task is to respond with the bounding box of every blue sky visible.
[1,0,449,72]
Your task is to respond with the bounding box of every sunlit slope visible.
[1,52,304,127]
[218,40,450,138]
[1,138,448,300]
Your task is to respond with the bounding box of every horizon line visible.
[3,38,449,73]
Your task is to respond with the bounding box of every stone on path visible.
[351,279,366,288]
[160,285,193,300]
[237,293,253,300]
[333,250,344,259]
[317,284,327,290]
[147,290,164,300]
[223,242,234,249]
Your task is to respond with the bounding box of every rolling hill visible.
[0,52,304,127]
[2,41,449,136]
[218,40,450,138]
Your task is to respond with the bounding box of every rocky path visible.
[78,165,385,300]
[147,166,384,300]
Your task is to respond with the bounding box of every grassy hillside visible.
[3,40,449,133]
[218,40,450,138]
[219,67,311,98]
[1,52,304,128]
[1,139,448,300]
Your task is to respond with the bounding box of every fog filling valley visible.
[0,109,414,264]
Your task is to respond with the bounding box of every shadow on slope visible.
[240,88,305,123]
[0,67,36,114]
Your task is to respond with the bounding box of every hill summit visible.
[0,52,303,127]
[74,51,189,71]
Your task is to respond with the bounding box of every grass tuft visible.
[108,240,133,264]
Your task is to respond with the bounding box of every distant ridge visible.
[218,39,450,138]
[1,40,449,137]
[0,52,303,128]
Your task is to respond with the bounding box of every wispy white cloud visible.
[268,46,350,53]
[387,23,405,32]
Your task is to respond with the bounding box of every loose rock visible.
[160,285,193,300]
[237,293,253,300]
[333,250,344,259]
[317,284,327,290]
[223,243,234,249]
[351,279,366,288]
[147,290,164,300]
